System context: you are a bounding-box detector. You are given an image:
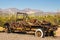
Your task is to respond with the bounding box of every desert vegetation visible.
[0,12,60,27]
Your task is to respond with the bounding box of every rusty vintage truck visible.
[4,12,58,38]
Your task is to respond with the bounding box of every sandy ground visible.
[0,33,60,40]
[55,28,60,36]
[0,27,60,40]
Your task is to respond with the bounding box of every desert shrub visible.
[0,13,60,27]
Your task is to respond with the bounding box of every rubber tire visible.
[35,29,44,38]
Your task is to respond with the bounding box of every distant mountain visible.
[0,8,59,16]
[0,8,21,16]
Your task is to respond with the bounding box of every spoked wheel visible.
[35,29,44,38]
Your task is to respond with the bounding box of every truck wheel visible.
[7,28,12,33]
[49,31,55,37]
[4,28,11,33]
[35,29,44,38]
[4,28,8,33]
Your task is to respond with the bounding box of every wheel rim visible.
[4,28,8,32]
[36,31,41,37]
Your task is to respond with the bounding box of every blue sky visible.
[0,0,60,12]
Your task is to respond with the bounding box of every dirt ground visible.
[0,33,60,40]
[0,28,60,40]
[55,28,60,36]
